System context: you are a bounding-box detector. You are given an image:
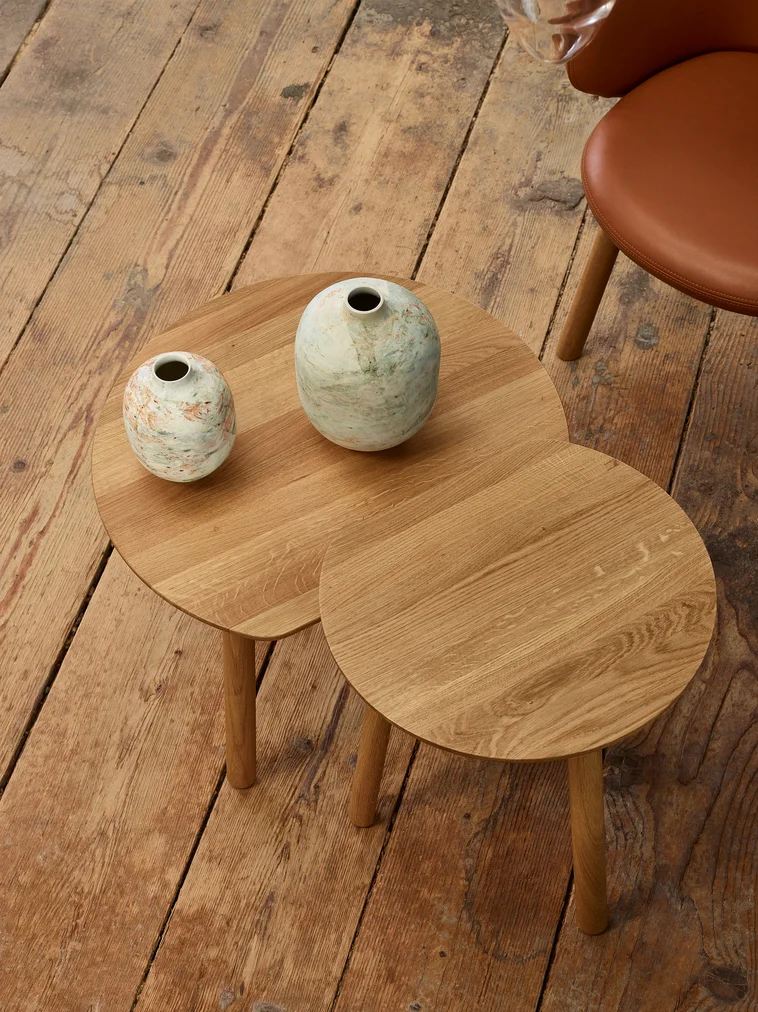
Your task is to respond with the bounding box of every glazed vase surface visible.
[123,352,236,482]
[295,277,441,451]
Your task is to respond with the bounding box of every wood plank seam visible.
[0,542,112,797]
[530,200,718,992]
[0,0,370,789]
[330,56,717,1005]
[462,200,591,975]
[126,639,277,1012]
[0,0,54,87]
[119,20,532,1003]
[514,199,594,977]
[537,204,591,362]
[223,0,362,294]
[482,172,594,990]
[665,305,718,494]
[0,19,623,1007]
[127,35,612,1010]
[326,739,421,1012]
[533,225,717,959]
[0,0,206,385]
[538,317,753,1006]
[127,763,227,1012]
[409,29,511,281]
[532,870,574,1012]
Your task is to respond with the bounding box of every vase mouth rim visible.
[345,284,384,317]
[153,352,191,383]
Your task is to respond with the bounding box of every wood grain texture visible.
[1,8,524,1006]
[544,216,714,486]
[1,8,525,1007]
[417,43,613,354]
[331,38,714,1012]
[567,750,608,934]
[321,438,716,761]
[92,274,567,639]
[0,554,263,1009]
[232,0,506,287]
[2,3,742,1006]
[134,624,416,1012]
[0,0,201,368]
[0,0,356,778]
[556,226,619,361]
[349,705,392,827]
[223,632,256,788]
[115,17,562,1009]
[0,0,50,79]
[333,750,572,1011]
[540,312,758,1010]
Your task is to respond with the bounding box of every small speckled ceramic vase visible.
[295,277,441,451]
[123,352,236,482]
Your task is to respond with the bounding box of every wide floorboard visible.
[1,3,754,1009]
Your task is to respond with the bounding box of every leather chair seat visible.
[583,51,758,316]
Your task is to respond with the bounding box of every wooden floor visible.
[1,2,756,1009]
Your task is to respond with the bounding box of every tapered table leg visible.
[350,704,391,827]
[223,631,256,789]
[567,749,608,934]
[556,226,618,361]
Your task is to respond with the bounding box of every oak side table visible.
[91,273,568,789]
[319,438,717,934]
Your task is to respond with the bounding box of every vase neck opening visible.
[346,285,384,316]
[153,353,191,383]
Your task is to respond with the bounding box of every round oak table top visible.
[91,273,567,639]
[319,438,717,762]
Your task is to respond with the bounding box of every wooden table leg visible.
[555,226,618,361]
[350,704,391,827]
[223,631,256,789]
[567,749,608,934]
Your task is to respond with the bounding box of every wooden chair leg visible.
[349,704,391,827]
[223,631,256,789]
[556,227,618,361]
[567,749,608,934]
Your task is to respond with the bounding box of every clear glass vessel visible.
[494,0,616,63]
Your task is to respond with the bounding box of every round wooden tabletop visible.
[320,439,717,762]
[91,273,567,639]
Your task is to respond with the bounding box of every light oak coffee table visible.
[91,273,567,789]
[319,438,716,933]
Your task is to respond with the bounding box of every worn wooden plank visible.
[0,553,267,1009]
[0,0,356,779]
[324,42,597,1011]
[126,6,517,1008]
[2,2,507,1006]
[0,0,203,367]
[233,0,505,286]
[130,33,609,1012]
[330,44,718,1012]
[335,750,571,1011]
[417,44,610,354]
[0,0,49,79]
[539,312,758,1011]
[3,12,735,1012]
[542,217,712,487]
[135,625,414,1012]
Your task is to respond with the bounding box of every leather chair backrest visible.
[568,0,758,97]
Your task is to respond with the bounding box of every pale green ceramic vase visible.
[294,277,441,451]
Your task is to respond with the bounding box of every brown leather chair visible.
[556,0,758,361]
